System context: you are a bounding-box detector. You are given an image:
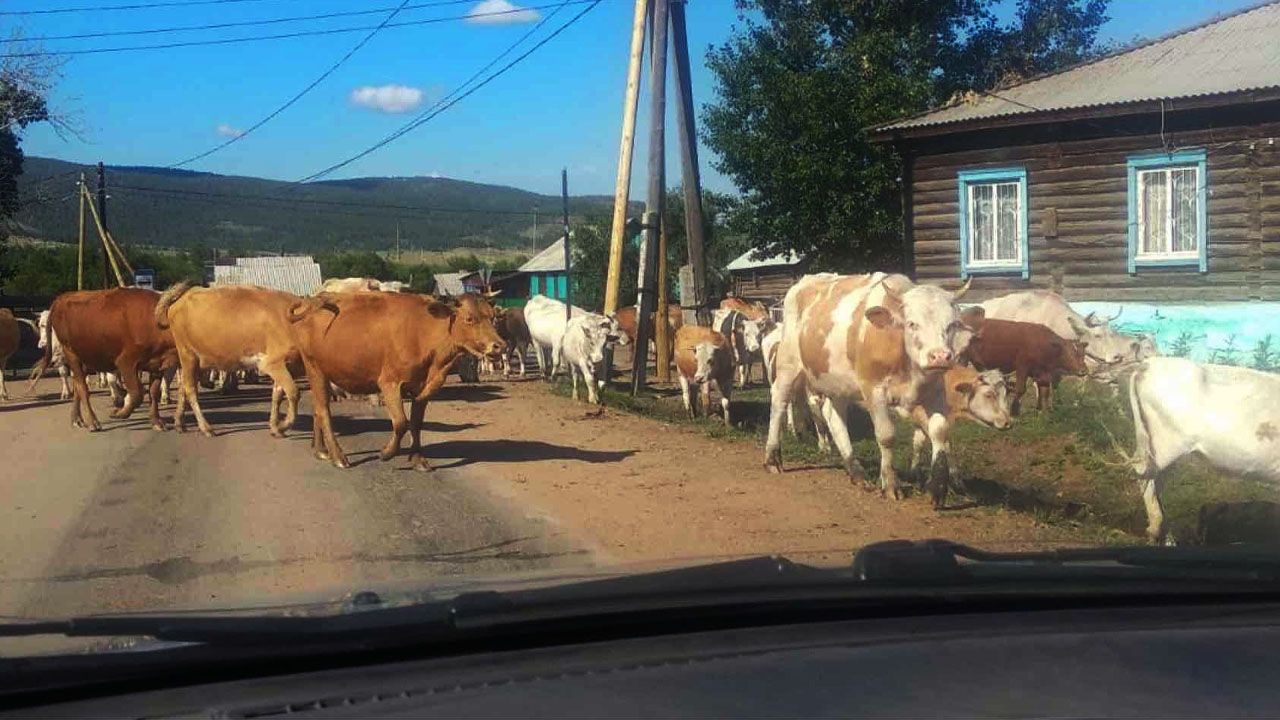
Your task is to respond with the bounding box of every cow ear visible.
[952,381,974,396]
[960,306,985,330]
[865,306,899,328]
[426,301,453,320]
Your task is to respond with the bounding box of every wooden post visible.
[603,0,649,316]
[655,218,670,381]
[668,0,708,326]
[83,184,126,287]
[76,173,86,290]
[631,0,669,395]
[96,162,110,287]
[561,168,572,322]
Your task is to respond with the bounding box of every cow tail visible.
[155,280,194,329]
[288,294,339,324]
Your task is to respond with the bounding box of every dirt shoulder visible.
[422,378,1102,567]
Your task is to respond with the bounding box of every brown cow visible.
[155,282,307,437]
[959,310,1089,414]
[0,309,37,401]
[673,325,734,426]
[45,288,178,431]
[494,306,532,376]
[289,291,504,469]
[614,305,683,361]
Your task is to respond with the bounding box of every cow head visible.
[575,316,615,365]
[692,341,719,384]
[867,283,977,373]
[603,313,630,347]
[954,369,1011,430]
[36,309,50,350]
[1066,309,1153,366]
[445,293,505,359]
[1056,338,1091,376]
[741,316,775,354]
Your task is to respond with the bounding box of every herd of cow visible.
[2,269,1278,544]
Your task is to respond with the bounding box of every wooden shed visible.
[871,1,1280,306]
[518,237,569,301]
[725,249,807,304]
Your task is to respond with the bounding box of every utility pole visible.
[561,168,572,321]
[96,162,109,287]
[631,0,669,394]
[669,0,709,326]
[75,173,86,290]
[603,0,649,316]
[395,221,402,262]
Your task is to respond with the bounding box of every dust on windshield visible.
[1,0,1278,653]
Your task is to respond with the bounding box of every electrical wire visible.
[166,0,412,168]
[0,2,591,58]
[0,0,302,16]
[6,1,475,43]
[297,0,601,184]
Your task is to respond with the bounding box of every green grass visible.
[547,375,1275,543]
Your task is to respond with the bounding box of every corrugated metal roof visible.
[876,1,1280,134]
[211,256,321,296]
[519,237,567,273]
[725,248,804,272]
[433,271,467,296]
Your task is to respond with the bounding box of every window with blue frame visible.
[1127,149,1207,273]
[557,275,567,299]
[530,275,541,295]
[957,167,1028,279]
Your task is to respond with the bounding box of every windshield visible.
[2,0,1279,660]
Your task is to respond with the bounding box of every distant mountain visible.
[13,156,632,254]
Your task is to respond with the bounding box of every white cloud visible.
[348,84,425,114]
[215,123,244,138]
[466,0,540,25]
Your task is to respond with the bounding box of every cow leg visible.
[700,380,712,419]
[517,342,527,377]
[1010,370,1029,416]
[715,378,732,427]
[924,412,951,509]
[59,367,71,401]
[304,361,348,468]
[261,358,299,438]
[569,363,581,401]
[581,360,600,405]
[764,365,805,472]
[818,396,868,485]
[109,356,145,419]
[378,381,409,461]
[867,387,902,499]
[678,375,694,418]
[181,354,215,436]
[910,427,928,473]
[1139,476,1167,544]
[0,359,8,400]
[67,356,101,431]
[407,397,429,464]
[147,376,167,431]
[803,391,832,451]
[407,371,452,471]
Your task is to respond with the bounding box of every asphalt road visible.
[0,378,590,653]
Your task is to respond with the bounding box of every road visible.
[0,378,590,653]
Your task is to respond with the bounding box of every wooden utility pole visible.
[561,168,572,321]
[76,173,87,290]
[631,0,669,394]
[603,0,649,316]
[654,219,670,381]
[669,0,709,326]
[395,221,402,261]
[96,162,110,287]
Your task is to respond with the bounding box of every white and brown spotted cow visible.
[765,273,977,500]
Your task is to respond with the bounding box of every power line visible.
[166,0,412,169]
[0,0,302,16]
[298,0,602,184]
[7,0,475,43]
[0,2,590,57]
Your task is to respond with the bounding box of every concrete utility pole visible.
[562,168,572,322]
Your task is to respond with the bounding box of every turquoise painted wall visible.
[1070,302,1280,367]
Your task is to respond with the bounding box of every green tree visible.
[702,0,1110,270]
[445,252,483,272]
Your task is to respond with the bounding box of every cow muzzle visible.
[924,348,954,371]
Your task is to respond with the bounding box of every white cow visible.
[524,294,628,382]
[766,273,976,501]
[31,309,72,400]
[560,313,617,404]
[1125,357,1280,543]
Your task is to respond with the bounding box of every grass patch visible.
[546,374,1274,543]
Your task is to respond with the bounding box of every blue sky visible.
[11,0,1260,196]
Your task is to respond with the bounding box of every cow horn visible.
[1105,307,1123,324]
[484,289,503,298]
[952,277,973,300]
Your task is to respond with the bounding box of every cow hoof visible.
[332,458,351,470]
[269,429,284,439]
[89,423,102,433]
[413,460,434,473]
[378,450,397,462]
[175,425,187,434]
[200,429,216,439]
[843,457,867,483]
[928,453,951,510]
[152,423,167,432]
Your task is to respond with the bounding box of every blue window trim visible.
[1126,149,1208,274]
[530,274,541,295]
[956,167,1029,280]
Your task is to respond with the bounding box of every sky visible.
[9,0,1264,197]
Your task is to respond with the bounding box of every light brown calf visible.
[674,325,735,426]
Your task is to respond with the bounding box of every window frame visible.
[957,167,1029,279]
[1126,149,1208,274]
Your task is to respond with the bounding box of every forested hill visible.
[12,156,627,253]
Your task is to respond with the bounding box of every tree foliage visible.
[702,0,1110,271]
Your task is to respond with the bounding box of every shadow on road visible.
[0,397,68,412]
[423,439,636,469]
[430,384,507,403]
